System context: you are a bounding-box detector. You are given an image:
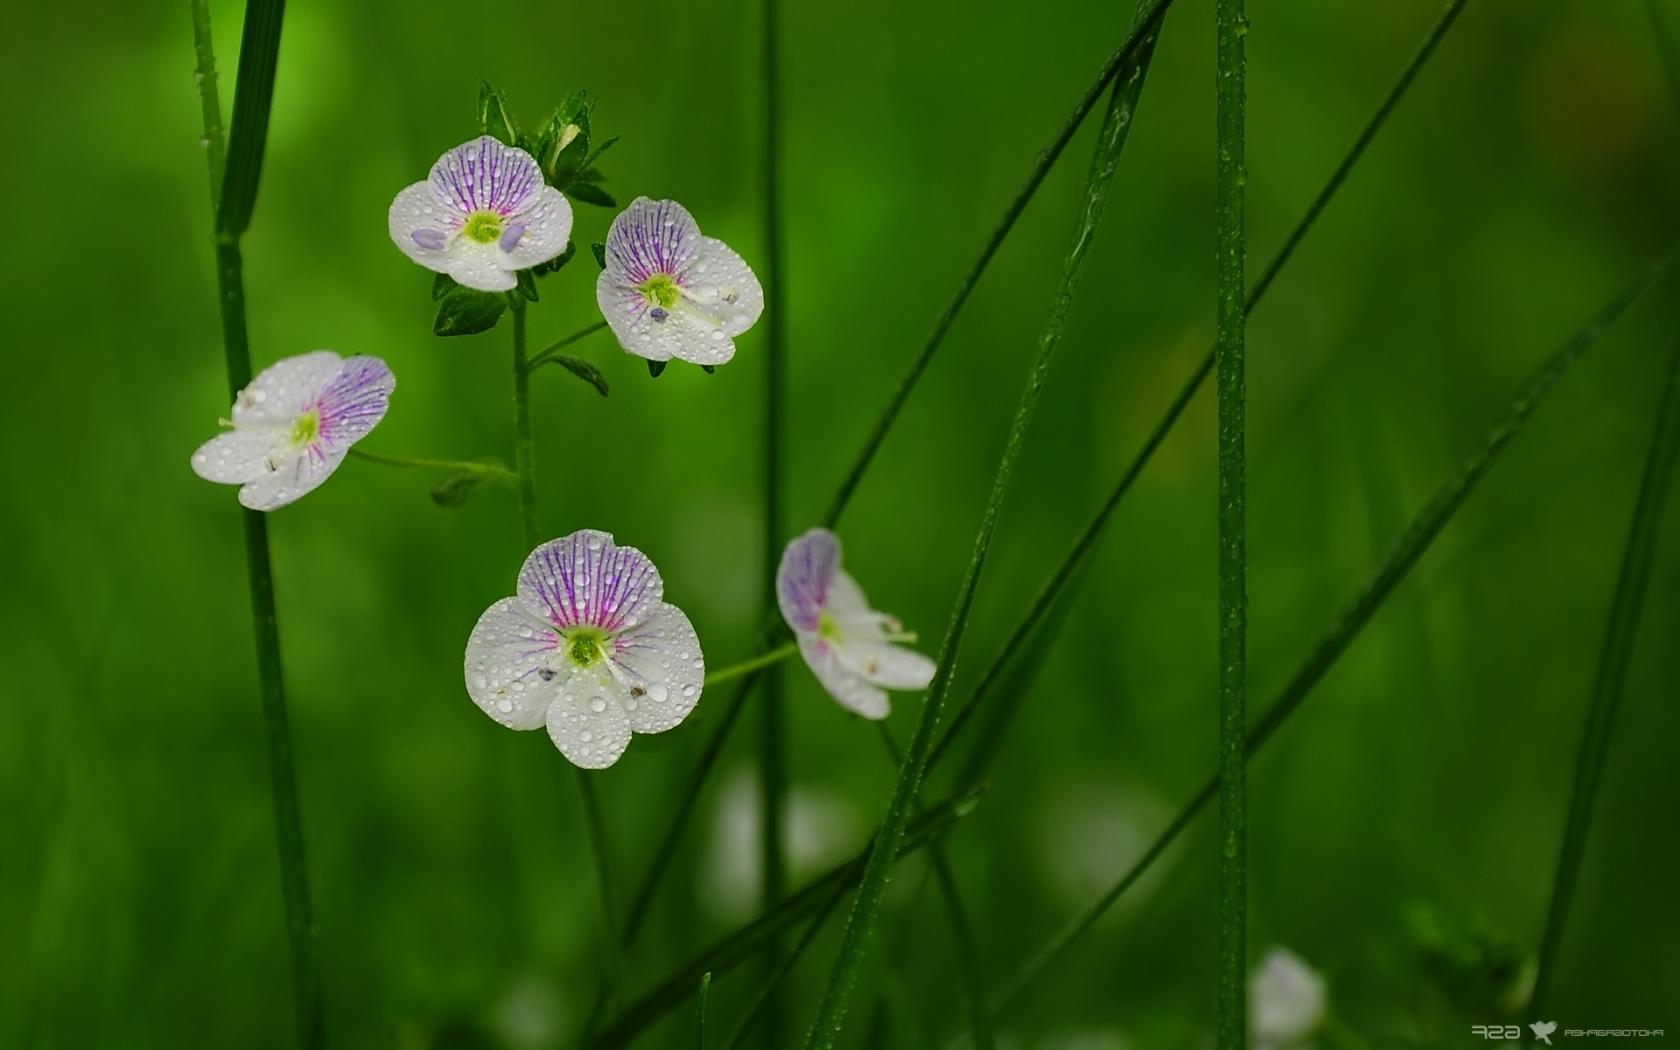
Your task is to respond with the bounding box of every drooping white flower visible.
[191,352,395,511]
[1251,946,1326,1048]
[595,197,763,366]
[389,135,574,292]
[464,530,703,769]
[776,528,935,720]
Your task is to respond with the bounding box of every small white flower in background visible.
[464,529,703,769]
[1251,946,1326,1049]
[191,351,394,511]
[596,196,763,367]
[389,135,574,292]
[776,527,935,720]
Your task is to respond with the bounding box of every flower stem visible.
[1214,0,1248,1041]
[760,0,789,1042]
[524,319,609,371]
[348,446,515,483]
[189,2,321,1046]
[1530,331,1680,1022]
[801,54,1142,1050]
[704,642,799,687]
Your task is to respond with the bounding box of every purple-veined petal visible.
[499,185,573,270]
[428,136,544,217]
[233,351,343,426]
[191,427,289,485]
[517,529,665,633]
[836,639,936,691]
[545,688,633,769]
[797,635,890,720]
[316,356,395,447]
[464,598,562,731]
[595,290,742,366]
[676,236,764,338]
[601,197,702,285]
[236,442,348,511]
[609,602,703,734]
[777,528,840,633]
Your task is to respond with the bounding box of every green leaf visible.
[584,135,620,167]
[567,181,616,208]
[477,81,518,145]
[433,287,507,336]
[543,89,595,186]
[536,354,609,397]
[591,242,607,269]
[647,359,668,379]
[700,365,716,375]
[530,241,576,278]
[431,272,458,301]
[515,270,539,302]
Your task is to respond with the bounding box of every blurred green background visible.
[5,0,1679,1046]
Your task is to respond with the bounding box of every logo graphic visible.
[1530,1021,1557,1045]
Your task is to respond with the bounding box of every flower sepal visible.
[477,81,519,146]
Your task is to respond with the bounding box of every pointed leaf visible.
[516,269,540,302]
[477,81,519,145]
[431,272,458,301]
[537,354,609,397]
[567,181,616,208]
[647,359,668,379]
[591,242,607,269]
[434,287,508,336]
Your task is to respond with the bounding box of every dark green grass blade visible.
[984,245,1680,1021]
[592,790,981,1049]
[722,880,852,1050]
[928,0,1470,789]
[820,0,1175,528]
[1529,332,1680,1019]
[188,4,320,1047]
[801,33,1159,1046]
[697,972,712,1049]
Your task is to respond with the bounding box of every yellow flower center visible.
[289,409,319,447]
[639,273,681,310]
[462,210,505,244]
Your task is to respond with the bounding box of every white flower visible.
[464,530,703,769]
[191,351,394,511]
[1251,947,1326,1048]
[776,528,935,719]
[595,197,763,366]
[389,135,574,292]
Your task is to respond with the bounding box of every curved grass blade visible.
[592,789,982,1048]
[820,0,1175,528]
[928,0,1470,791]
[1529,332,1680,1019]
[697,972,713,1049]
[801,40,1159,1048]
[980,245,1680,1023]
[721,878,852,1049]
[188,3,321,1046]
[1213,0,1249,1039]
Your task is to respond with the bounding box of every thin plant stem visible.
[982,245,1680,1021]
[524,319,609,371]
[760,0,789,1043]
[722,880,852,1050]
[1213,0,1249,1040]
[928,0,1470,792]
[347,446,516,483]
[697,972,713,1049]
[875,724,992,1050]
[1529,332,1680,1021]
[509,299,539,548]
[820,0,1175,528]
[189,3,321,1046]
[704,642,800,687]
[593,789,982,1049]
[801,61,1147,1050]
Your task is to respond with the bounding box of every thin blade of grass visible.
[982,245,1680,1022]
[722,880,853,1050]
[697,972,713,1049]
[1529,332,1680,1020]
[188,4,320,1047]
[928,0,1470,788]
[820,0,1174,528]
[592,789,982,1048]
[801,37,1157,1048]
[1212,0,1249,1040]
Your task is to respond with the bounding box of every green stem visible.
[1214,0,1248,1041]
[190,4,320,1048]
[348,446,516,483]
[820,0,1175,528]
[1530,332,1680,1020]
[509,299,539,548]
[801,59,1143,1050]
[984,245,1680,1021]
[524,319,609,371]
[697,972,713,1049]
[705,642,799,687]
[721,880,852,1050]
[760,0,789,1042]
